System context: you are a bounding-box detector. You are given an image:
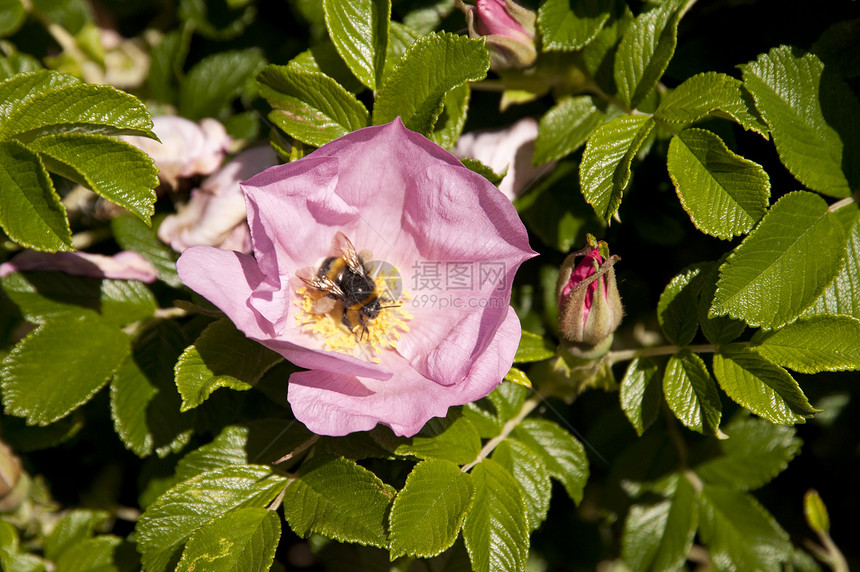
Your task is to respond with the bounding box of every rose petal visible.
[0,250,158,282]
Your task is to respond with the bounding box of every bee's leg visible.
[341,308,353,329]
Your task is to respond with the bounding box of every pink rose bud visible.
[458,0,537,70]
[556,241,623,347]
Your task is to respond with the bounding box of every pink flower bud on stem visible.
[556,239,623,350]
[457,0,537,70]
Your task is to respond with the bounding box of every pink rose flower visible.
[158,146,279,254]
[176,119,536,437]
[453,117,554,201]
[123,116,231,188]
[556,242,623,347]
[459,0,537,69]
[0,251,157,283]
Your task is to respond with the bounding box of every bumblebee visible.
[297,232,393,340]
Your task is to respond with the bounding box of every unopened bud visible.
[457,0,537,70]
[556,240,623,347]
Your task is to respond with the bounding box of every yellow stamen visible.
[293,279,412,363]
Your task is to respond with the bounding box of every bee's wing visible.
[333,231,367,276]
[296,266,346,298]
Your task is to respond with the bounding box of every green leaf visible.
[146,28,190,104]
[580,114,655,221]
[712,345,817,425]
[389,458,475,558]
[0,0,25,36]
[488,379,527,422]
[614,3,682,109]
[388,414,482,465]
[257,64,369,148]
[1,271,155,327]
[283,454,394,548]
[742,46,860,197]
[514,330,555,363]
[1,520,48,572]
[179,48,266,121]
[428,83,470,150]
[0,73,155,140]
[462,401,502,439]
[697,261,746,345]
[289,42,364,95]
[805,212,860,319]
[662,350,722,436]
[698,486,791,572]
[537,0,612,52]
[136,465,287,572]
[176,508,280,572]
[711,191,846,329]
[492,439,552,531]
[622,475,698,572]
[323,0,390,90]
[620,357,662,436]
[460,157,504,186]
[751,315,860,373]
[175,421,313,481]
[26,132,157,223]
[534,95,607,164]
[110,321,192,458]
[112,214,181,288]
[0,70,80,126]
[693,415,801,490]
[54,536,132,572]
[504,367,532,388]
[1,313,130,426]
[372,32,489,134]
[0,139,71,251]
[462,459,528,572]
[667,128,770,239]
[654,72,767,135]
[175,319,283,412]
[44,509,109,561]
[657,265,704,346]
[512,418,588,504]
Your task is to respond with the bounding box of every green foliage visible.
[323,0,390,90]
[667,128,770,239]
[389,458,475,558]
[136,465,287,572]
[580,114,655,220]
[283,454,395,548]
[742,46,860,197]
[373,32,489,134]
[257,64,370,147]
[174,319,283,411]
[537,0,612,52]
[663,349,722,436]
[1,2,858,572]
[0,70,157,251]
[711,191,846,329]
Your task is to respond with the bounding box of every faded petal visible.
[0,250,157,282]
[453,118,553,200]
[123,116,231,187]
[158,146,278,253]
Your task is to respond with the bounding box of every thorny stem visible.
[606,343,717,366]
[829,195,856,213]
[805,532,849,572]
[461,393,540,473]
[273,435,320,465]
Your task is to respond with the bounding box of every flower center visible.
[293,277,412,363]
